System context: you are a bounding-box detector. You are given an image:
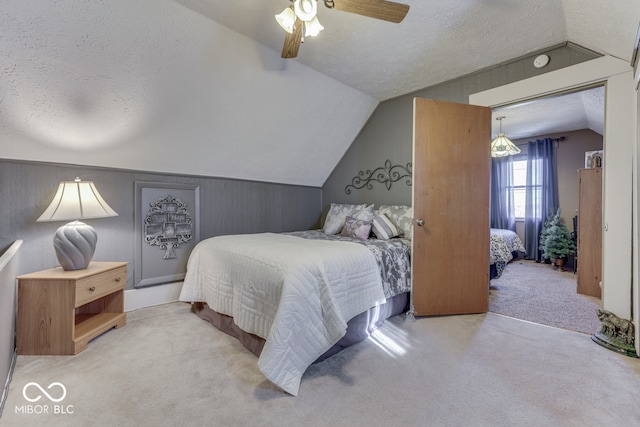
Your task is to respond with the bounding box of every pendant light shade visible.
[490,116,521,157]
[304,16,324,37]
[275,7,296,34]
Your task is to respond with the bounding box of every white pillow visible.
[323,203,368,235]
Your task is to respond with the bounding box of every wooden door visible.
[577,168,602,298]
[412,98,491,316]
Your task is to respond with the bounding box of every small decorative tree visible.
[539,208,575,268]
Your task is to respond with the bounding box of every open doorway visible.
[492,85,604,252]
[470,55,636,352]
[486,85,605,334]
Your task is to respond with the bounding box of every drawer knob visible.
[89,286,96,292]
[115,278,121,283]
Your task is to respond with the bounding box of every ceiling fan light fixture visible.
[490,116,521,158]
[278,0,410,59]
[275,7,296,34]
[304,16,324,37]
[294,0,318,21]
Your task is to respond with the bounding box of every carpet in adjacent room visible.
[489,259,601,335]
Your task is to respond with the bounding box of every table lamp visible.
[37,177,118,270]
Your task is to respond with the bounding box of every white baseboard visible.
[124,281,184,312]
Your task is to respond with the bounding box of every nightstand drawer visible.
[76,266,126,307]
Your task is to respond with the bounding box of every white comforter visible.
[178,233,386,396]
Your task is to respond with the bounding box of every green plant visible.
[539,208,575,262]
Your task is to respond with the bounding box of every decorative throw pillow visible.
[376,205,413,240]
[352,204,375,221]
[372,214,400,240]
[340,216,373,240]
[323,203,368,235]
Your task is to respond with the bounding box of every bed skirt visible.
[490,264,497,280]
[192,292,409,363]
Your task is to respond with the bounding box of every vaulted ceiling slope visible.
[493,86,605,141]
[180,0,640,100]
[0,1,638,187]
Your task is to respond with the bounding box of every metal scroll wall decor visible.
[144,195,193,260]
[345,159,413,194]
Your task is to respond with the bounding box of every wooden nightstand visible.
[17,262,127,355]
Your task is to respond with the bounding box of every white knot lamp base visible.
[53,220,98,270]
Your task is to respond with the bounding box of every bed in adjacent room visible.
[490,228,526,279]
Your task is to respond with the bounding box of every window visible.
[507,155,543,220]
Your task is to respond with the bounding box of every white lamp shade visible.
[37,179,118,222]
[294,0,318,21]
[304,16,324,37]
[275,7,296,34]
[490,133,521,157]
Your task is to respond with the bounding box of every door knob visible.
[416,219,425,226]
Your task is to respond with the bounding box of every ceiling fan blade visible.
[281,18,304,58]
[327,0,409,23]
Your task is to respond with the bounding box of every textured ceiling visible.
[176,0,638,143]
[176,0,640,101]
[0,1,638,186]
[493,86,605,140]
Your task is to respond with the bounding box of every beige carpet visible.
[489,260,602,335]
[2,302,640,426]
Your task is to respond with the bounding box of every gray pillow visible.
[323,203,368,234]
[340,216,373,240]
[352,204,375,221]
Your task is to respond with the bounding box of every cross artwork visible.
[144,195,193,260]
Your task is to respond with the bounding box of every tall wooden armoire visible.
[577,167,602,298]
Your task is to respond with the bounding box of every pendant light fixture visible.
[490,116,521,157]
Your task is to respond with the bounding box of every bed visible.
[490,228,526,279]
[178,203,412,396]
[177,203,523,395]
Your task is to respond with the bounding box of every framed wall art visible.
[134,181,200,288]
[585,150,603,168]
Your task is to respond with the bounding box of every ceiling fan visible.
[276,0,410,58]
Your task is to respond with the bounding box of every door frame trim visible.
[469,55,638,354]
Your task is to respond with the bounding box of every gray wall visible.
[0,160,322,288]
[322,43,600,210]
